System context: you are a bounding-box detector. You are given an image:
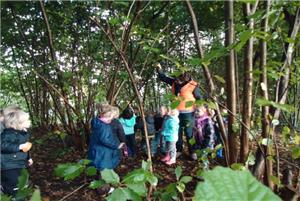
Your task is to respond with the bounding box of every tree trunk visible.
[225,0,238,165]
[240,3,255,163]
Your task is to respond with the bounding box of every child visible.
[88,104,124,170]
[139,110,155,155]
[161,108,179,165]
[1,109,33,197]
[191,105,216,160]
[119,105,136,157]
[152,106,168,156]
[110,106,126,143]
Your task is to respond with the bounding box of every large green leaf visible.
[106,188,141,201]
[193,167,281,201]
[89,180,105,189]
[30,189,42,201]
[126,183,147,196]
[54,163,84,180]
[175,166,182,181]
[17,169,29,189]
[101,169,120,185]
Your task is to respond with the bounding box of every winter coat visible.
[162,116,179,142]
[1,128,30,170]
[119,115,136,135]
[111,119,126,143]
[145,115,155,134]
[193,115,215,149]
[154,114,164,132]
[88,117,121,170]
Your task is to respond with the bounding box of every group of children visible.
[0,102,222,198]
[0,106,33,197]
[87,102,222,169]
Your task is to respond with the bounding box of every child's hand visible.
[28,158,33,166]
[19,142,32,152]
[118,142,125,149]
[156,63,162,70]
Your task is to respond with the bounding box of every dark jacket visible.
[111,119,126,143]
[88,117,121,170]
[157,69,201,99]
[154,114,164,132]
[1,128,30,170]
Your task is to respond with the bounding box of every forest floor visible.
[28,128,298,201]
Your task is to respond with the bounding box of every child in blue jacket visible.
[88,105,124,170]
[161,108,179,165]
[119,105,136,157]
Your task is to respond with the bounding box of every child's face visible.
[160,107,167,115]
[21,119,31,129]
[195,106,206,117]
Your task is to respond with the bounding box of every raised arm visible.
[156,63,175,86]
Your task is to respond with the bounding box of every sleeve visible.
[162,120,171,136]
[95,125,120,149]
[193,87,202,100]
[1,133,20,154]
[205,119,216,149]
[117,122,126,142]
[157,69,175,86]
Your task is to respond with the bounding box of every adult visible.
[156,63,201,160]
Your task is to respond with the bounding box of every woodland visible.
[0,0,300,201]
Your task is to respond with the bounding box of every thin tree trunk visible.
[240,2,256,163]
[225,0,238,165]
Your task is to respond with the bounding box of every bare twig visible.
[59,183,88,201]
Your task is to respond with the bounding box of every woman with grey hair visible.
[1,108,33,197]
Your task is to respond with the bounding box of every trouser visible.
[151,131,166,154]
[176,112,194,154]
[125,134,136,157]
[1,168,22,196]
[166,141,177,160]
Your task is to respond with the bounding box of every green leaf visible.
[292,147,300,159]
[176,182,185,193]
[185,101,194,108]
[213,75,225,84]
[180,176,192,184]
[146,172,158,186]
[123,169,146,184]
[0,194,12,201]
[175,166,182,181]
[270,175,282,187]
[126,183,147,196]
[141,160,151,171]
[30,189,41,201]
[194,167,281,201]
[101,169,120,185]
[245,152,256,166]
[106,188,141,201]
[17,169,29,189]
[171,100,180,109]
[230,163,246,171]
[189,138,196,146]
[89,180,105,189]
[78,159,91,165]
[86,166,97,176]
[234,30,253,51]
[54,163,84,180]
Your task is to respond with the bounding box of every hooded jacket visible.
[119,115,136,135]
[87,117,121,170]
[162,116,179,142]
[1,128,30,170]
